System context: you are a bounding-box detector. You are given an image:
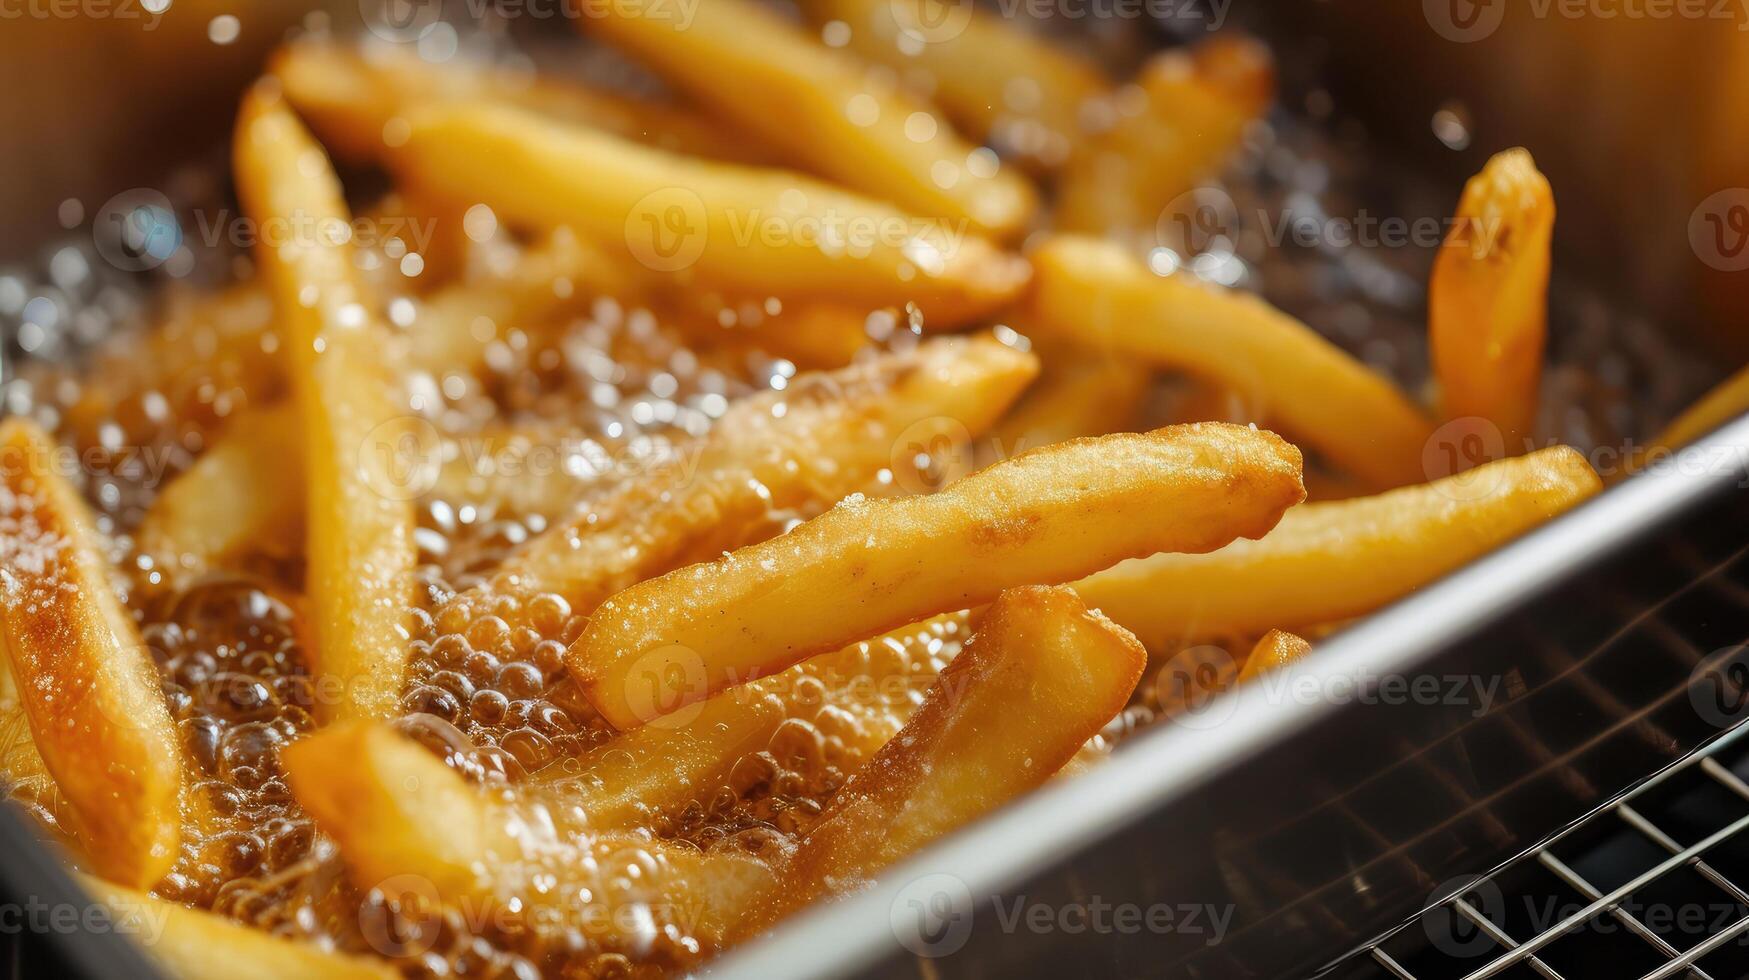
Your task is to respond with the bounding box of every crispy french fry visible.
[574,422,1304,730]
[0,419,181,887]
[386,101,1030,328]
[80,876,397,980]
[284,722,773,952]
[1430,148,1555,452]
[978,353,1151,466]
[1057,35,1274,240]
[0,656,53,798]
[1239,629,1312,682]
[0,650,87,859]
[530,613,968,829]
[753,586,1144,925]
[801,0,1107,173]
[274,37,771,166]
[583,0,1037,237]
[234,87,416,721]
[137,403,302,589]
[1074,446,1601,644]
[484,334,1038,613]
[286,723,520,903]
[1026,234,1434,490]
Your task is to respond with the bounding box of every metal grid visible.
[1337,723,1749,980]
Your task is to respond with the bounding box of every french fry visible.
[801,0,1107,173]
[386,101,1030,328]
[273,37,771,166]
[284,722,774,952]
[1073,446,1601,644]
[286,723,520,904]
[485,334,1038,612]
[80,876,397,980]
[233,86,416,721]
[0,645,110,860]
[978,353,1151,466]
[582,0,1037,237]
[753,586,1144,925]
[0,656,54,800]
[1057,35,1274,240]
[1239,629,1312,682]
[530,613,969,829]
[1430,148,1555,452]
[1025,234,1434,490]
[137,403,302,589]
[573,422,1304,730]
[0,419,182,887]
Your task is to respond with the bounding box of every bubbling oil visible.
[0,60,1712,978]
[0,223,981,973]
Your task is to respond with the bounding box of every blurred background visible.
[2,0,1744,349]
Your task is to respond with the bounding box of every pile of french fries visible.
[6,3,1744,976]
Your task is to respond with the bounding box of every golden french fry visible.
[234,86,416,721]
[80,876,397,980]
[978,353,1151,466]
[1239,629,1313,682]
[1430,148,1555,452]
[137,403,302,589]
[583,0,1037,237]
[1057,35,1274,240]
[1026,234,1434,490]
[801,0,1107,173]
[0,656,53,799]
[574,422,1304,730]
[0,649,108,861]
[754,586,1144,925]
[484,334,1038,613]
[0,419,181,887]
[386,101,1030,328]
[531,613,969,829]
[273,37,771,166]
[1074,446,1602,644]
[284,722,774,952]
